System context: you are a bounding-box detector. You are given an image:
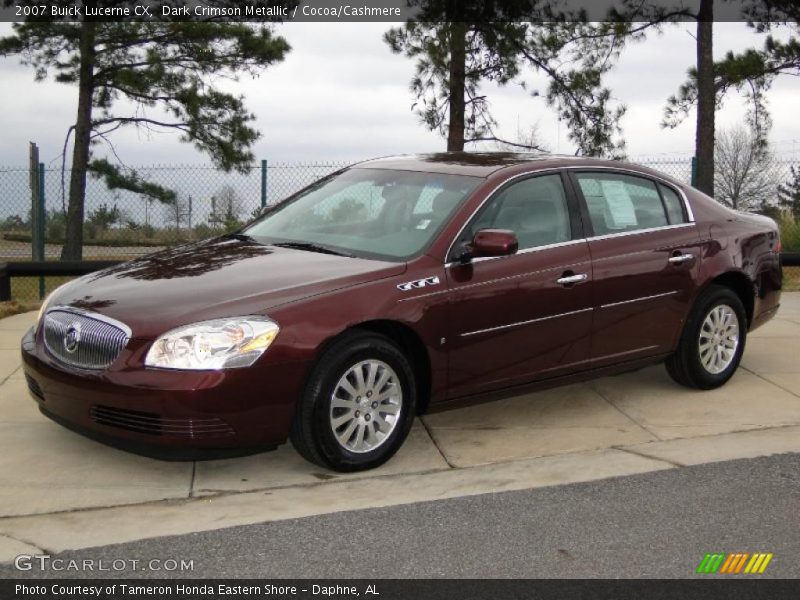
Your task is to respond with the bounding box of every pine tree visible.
[385,2,641,157]
[0,6,293,259]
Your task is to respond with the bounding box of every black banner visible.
[0,0,784,23]
[3,579,800,600]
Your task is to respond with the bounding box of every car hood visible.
[51,237,406,338]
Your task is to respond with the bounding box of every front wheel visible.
[666,285,747,390]
[289,331,416,472]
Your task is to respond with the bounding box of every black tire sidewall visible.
[684,288,748,388]
[307,335,416,471]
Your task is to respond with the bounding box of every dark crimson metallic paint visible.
[21,154,782,457]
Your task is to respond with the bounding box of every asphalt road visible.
[3,453,799,579]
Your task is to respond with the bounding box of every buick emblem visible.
[64,323,81,354]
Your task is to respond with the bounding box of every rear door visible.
[568,170,702,366]
[444,172,594,399]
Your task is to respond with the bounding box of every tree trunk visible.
[447,22,467,152]
[694,0,715,197]
[61,21,96,261]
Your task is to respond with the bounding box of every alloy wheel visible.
[698,304,740,375]
[329,359,403,453]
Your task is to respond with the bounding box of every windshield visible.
[243,168,480,260]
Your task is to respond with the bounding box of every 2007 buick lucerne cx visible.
[22,153,782,471]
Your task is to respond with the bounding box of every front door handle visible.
[668,253,694,265]
[556,273,588,286]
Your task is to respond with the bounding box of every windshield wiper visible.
[222,232,258,243]
[271,241,353,257]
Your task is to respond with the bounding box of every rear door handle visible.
[556,273,588,286]
[668,253,694,265]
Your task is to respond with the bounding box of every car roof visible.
[352,152,651,178]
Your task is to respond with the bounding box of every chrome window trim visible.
[600,290,680,309]
[44,306,133,338]
[444,165,695,264]
[570,167,695,223]
[587,222,695,242]
[460,307,593,338]
[445,237,587,268]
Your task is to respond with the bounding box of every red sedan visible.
[22,153,782,471]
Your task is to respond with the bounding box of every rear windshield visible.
[244,168,480,260]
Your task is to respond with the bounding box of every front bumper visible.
[21,327,309,460]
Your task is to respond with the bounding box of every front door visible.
[445,173,594,399]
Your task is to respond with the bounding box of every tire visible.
[289,331,417,472]
[665,285,748,390]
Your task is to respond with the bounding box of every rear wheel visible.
[666,285,747,389]
[289,331,416,472]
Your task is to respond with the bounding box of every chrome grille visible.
[43,309,130,370]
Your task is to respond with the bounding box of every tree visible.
[162,194,191,232]
[709,4,799,134]
[385,2,640,157]
[0,6,292,259]
[714,126,774,211]
[661,0,788,196]
[86,202,121,232]
[210,185,247,231]
[778,166,800,220]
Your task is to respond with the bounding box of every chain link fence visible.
[2,152,799,302]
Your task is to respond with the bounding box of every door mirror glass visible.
[471,229,519,258]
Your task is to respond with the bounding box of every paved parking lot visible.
[1,294,799,561]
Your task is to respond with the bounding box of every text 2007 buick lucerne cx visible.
[22,153,782,471]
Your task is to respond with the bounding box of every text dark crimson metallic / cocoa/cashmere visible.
[21,153,782,472]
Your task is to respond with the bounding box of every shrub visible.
[779,215,800,252]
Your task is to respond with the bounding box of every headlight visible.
[144,316,279,370]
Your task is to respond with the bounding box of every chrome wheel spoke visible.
[331,397,354,410]
[337,419,358,446]
[338,378,359,400]
[331,412,354,429]
[329,359,403,454]
[379,401,401,416]
[372,414,391,433]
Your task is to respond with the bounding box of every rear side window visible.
[575,173,668,235]
[659,184,687,224]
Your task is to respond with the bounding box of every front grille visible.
[43,309,130,370]
[25,374,44,401]
[89,405,235,438]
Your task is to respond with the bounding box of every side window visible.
[659,184,687,224]
[459,174,572,252]
[575,173,668,235]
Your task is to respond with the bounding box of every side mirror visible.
[471,229,519,258]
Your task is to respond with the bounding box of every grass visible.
[779,215,800,252]
[784,267,800,292]
[0,300,40,319]
[10,275,74,303]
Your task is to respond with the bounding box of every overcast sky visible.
[1,21,799,168]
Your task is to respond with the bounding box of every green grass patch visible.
[11,275,74,303]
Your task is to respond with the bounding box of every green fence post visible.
[37,162,46,299]
[690,156,698,188]
[261,159,268,209]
